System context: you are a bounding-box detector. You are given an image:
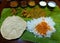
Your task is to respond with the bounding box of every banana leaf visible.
[0,6,60,43]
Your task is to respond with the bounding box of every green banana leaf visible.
[0,5,60,43]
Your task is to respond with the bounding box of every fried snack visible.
[11,8,17,15]
[21,9,31,18]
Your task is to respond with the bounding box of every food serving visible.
[20,1,27,7]
[1,16,26,40]
[0,0,60,42]
[27,17,56,37]
[21,6,46,18]
[39,1,47,7]
[10,1,18,7]
[48,1,56,8]
[28,1,35,7]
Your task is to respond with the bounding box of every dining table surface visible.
[0,0,60,43]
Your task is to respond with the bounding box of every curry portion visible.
[36,21,50,36]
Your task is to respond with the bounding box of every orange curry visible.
[36,21,50,36]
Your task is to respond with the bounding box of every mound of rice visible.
[1,16,26,40]
[27,17,56,38]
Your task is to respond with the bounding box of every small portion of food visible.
[21,6,46,18]
[21,9,31,18]
[20,1,27,7]
[30,7,46,18]
[11,8,17,15]
[10,1,18,7]
[1,16,26,40]
[27,17,56,38]
[48,1,56,8]
[39,1,47,7]
[36,21,50,36]
[28,1,35,7]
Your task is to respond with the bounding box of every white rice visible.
[27,17,56,38]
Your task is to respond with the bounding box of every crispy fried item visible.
[11,8,17,15]
[21,9,31,18]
